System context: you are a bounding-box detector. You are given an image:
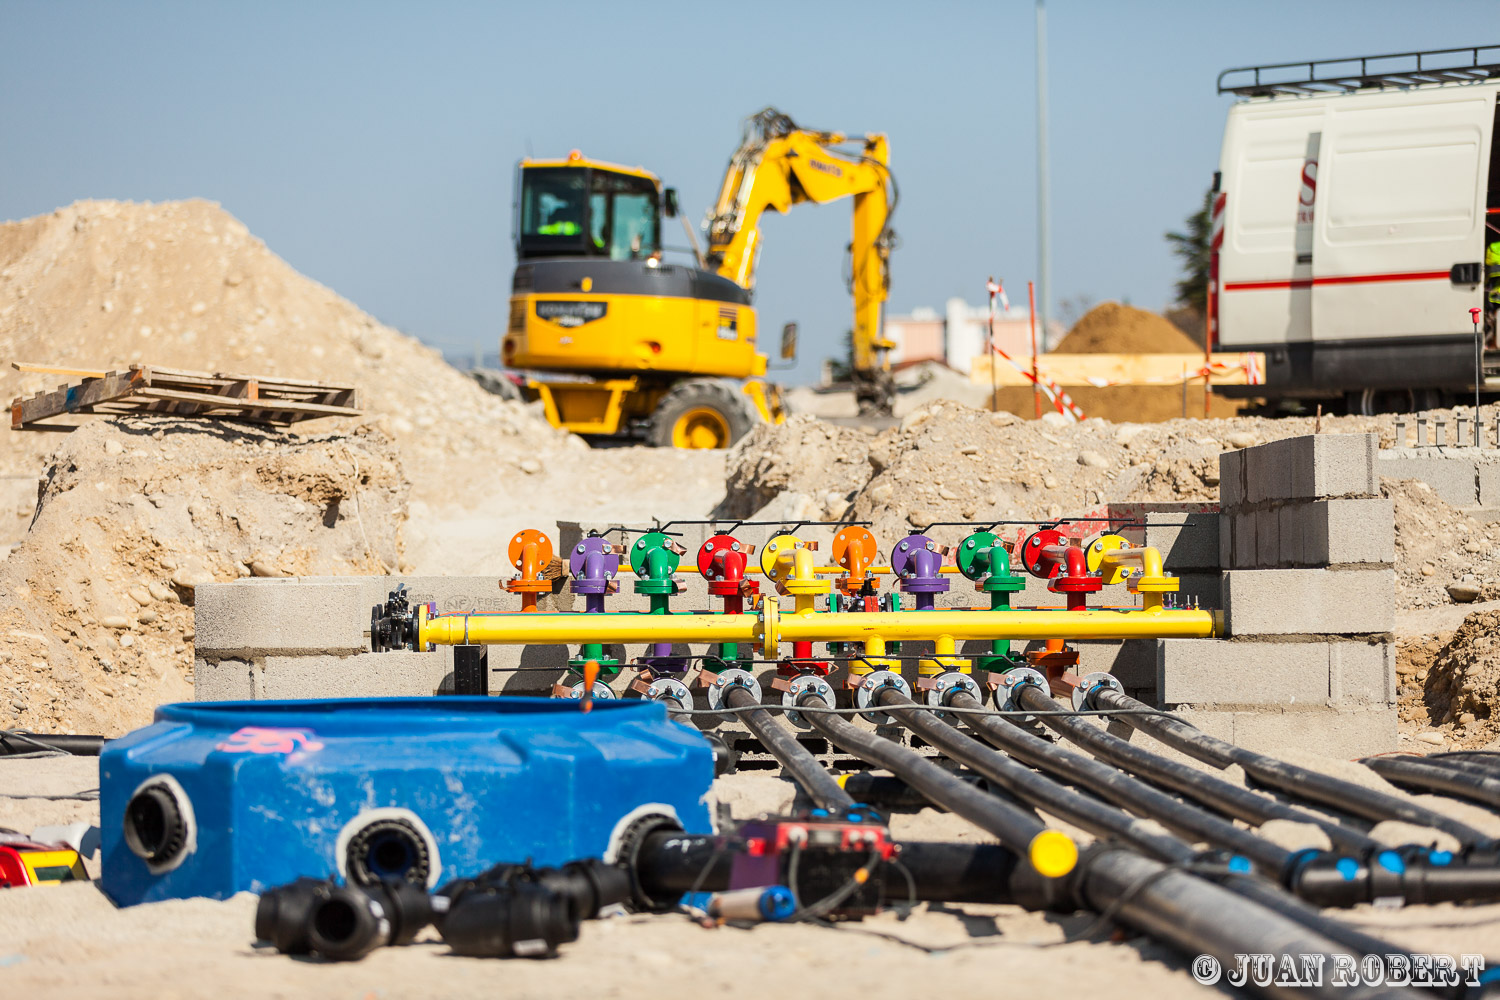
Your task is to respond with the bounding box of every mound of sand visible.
[0,200,569,500]
[1051,302,1201,355]
[0,416,408,735]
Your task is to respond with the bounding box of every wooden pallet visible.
[9,362,361,429]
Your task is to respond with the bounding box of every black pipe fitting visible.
[123,783,188,865]
[255,878,433,961]
[434,881,581,958]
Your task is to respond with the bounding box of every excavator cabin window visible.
[517,166,659,261]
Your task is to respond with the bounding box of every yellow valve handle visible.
[1086,533,1134,584]
[760,533,803,581]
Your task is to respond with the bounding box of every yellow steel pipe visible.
[416,605,1219,650]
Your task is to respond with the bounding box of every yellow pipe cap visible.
[1027,829,1079,878]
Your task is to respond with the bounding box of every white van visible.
[1212,46,1500,412]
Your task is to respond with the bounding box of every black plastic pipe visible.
[634,830,1025,904]
[945,689,1296,872]
[1426,752,1500,778]
[1360,755,1500,812]
[1093,688,1491,847]
[723,685,854,812]
[795,690,1051,854]
[0,732,106,756]
[1015,685,1382,854]
[876,688,1194,864]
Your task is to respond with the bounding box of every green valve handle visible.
[630,531,682,597]
[957,531,1026,592]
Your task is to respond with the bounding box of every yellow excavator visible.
[501,108,898,448]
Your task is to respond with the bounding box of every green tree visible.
[1165,188,1213,312]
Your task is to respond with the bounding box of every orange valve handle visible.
[506,528,555,612]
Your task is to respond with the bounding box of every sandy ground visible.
[6,747,1500,999]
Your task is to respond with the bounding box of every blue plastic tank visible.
[100,697,713,906]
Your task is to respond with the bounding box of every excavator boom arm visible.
[705,109,897,399]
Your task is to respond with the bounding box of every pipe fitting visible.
[707,668,763,712]
[565,680,616,703]
[925,671,985,719]
[782,674,835,729]
[644,677,692,711]
[854,669,912,724]
[892,533,949,598]
[568,535,620,598]
[996,666,1047,713]
[1070,671,1123,712]
[506,529,555,610]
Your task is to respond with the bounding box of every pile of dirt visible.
[1400,609,1500,746]
[715,415,873,521]
[724,400,1388,552]
[0,200,570,504]
[0,416,407,735]
[1386,479,1500,609]
[1051,302,1201,355]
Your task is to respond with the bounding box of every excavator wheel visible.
[648,379,753,450]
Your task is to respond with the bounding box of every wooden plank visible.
[11,362,113,378]
[11,370,142,428]
[133,387,362,418]
[969,352,1265,387]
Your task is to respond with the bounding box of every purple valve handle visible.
[892,533,950,611]
[569,535,619,614]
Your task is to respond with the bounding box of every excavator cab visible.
[506,152,774,448]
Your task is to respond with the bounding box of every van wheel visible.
[648,380,753,450]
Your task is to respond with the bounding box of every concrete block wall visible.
[1151,433,1396,758]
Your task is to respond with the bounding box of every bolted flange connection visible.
[707,668,763,712]
[996,666,1047,714]
[925,671,986,720]
[1070,671,1123,712]
[565,680,616,703]
[782,674,835,729]
[644,677,692,710]
[853,669,912,724]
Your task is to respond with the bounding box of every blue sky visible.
[2,1,1493,382]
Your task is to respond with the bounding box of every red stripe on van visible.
[1223,269,1451,292]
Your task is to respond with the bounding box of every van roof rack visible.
[1218,44,1500,97]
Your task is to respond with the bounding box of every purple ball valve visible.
[892,533,949,611]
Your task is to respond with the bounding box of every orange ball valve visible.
[506,529,555,613]
[831,526,881,604]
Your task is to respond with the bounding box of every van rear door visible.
[1217,102,1327,348]
[1313,87,1494,342]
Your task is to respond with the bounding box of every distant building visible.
[885,297,1064,375]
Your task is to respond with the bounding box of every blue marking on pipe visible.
[1336,858,1360,881]
[1227,855,1252,873]
[1428,849,1454,866]
[1376,850,1405,875]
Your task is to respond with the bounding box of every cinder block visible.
[1158,638,1330,704]
[1287,499,1395,566]
[1219,449,1245,510]
[1219,512,1235,569]
[1073,639,1157,689]
[1478,462,1500,507]
[1232,512,1257,569]
[1245,434,1377,504]
[1329,640,1395,704]
[1376,454,1480,508]
[1254,507,1279,568]
[1144,512,1220,571]
[1174,705,1396,758]
[193,651,450,700]
[1222,568,1394,636]
[1244,439,1294,505]
[194,580,370,657]
[1175,572,1222,609]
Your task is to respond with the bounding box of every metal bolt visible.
[965,539,975,548]
[636,540,645,549]
[576,545,585,554]
[898,541,908,551]
[1092,541,1102,551]
[731,542,740,551]
[703,542,712,552]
